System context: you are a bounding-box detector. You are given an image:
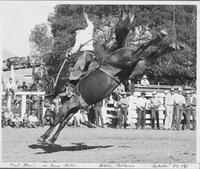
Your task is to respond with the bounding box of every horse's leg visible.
[146,45,175,63]
[47,97,81,144]
[48,108,79,144]
[134,29,168,57]
[130,45,175,78]
[37,117,61,142]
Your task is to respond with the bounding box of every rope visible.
[53,5,85,88]
[172,5,176,42]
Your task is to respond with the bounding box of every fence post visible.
[21,94,26,119]
[7,95,12,111]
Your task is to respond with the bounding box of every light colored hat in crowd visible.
[152,91,157,95]
[165,90,169,94]
[142,75,147,79]
[186,90,190,94]
[170,88,175,92]
[178,87,183,92]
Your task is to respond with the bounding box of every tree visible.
[29,23,54,57]
[42,4,196,86]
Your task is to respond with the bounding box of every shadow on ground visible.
[29,142,113,154]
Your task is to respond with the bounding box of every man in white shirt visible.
[150,91,161,130]
[173,88,186,130]
[136,92,147,129]
[164,88,175,130]
[68,12,94,84]
[190,89,196,130]
[6,78,16,96]
[140,75,150,86]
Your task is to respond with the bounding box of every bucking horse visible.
[37,12,186,146]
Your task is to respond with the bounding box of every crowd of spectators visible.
[107,84,196,131]
[2,76,196,131]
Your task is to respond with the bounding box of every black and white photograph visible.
[0,1,199,168]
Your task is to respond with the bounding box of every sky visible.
[0,1,198,58]
[0,1,59,57]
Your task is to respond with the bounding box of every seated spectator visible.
[21,81,28,91]
[3,109,14,126]
[22,113,29,128]
[28,110,40,128]
[10,114,23,128]
[140,75,150,86]
[29,79,41,92]
[69,109,96,128]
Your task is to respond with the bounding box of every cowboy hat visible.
[186,90,190,94]
[178,87,183,92]
[142,75,147,79]
[152,91,157,95]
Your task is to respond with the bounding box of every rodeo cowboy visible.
[58,12,95,98]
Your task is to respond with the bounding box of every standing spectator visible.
[164,89,175,130]
[30,95,42,126]
[190,90,196,130]
[94,100,104,128]
[150,91,161,130]
[173,88,186,130]
[183,91,192,130]
[5,78,16,110]
[128,94,137,126]
[15,80,21,91]
[136,92,147,129]
[21,81,28,91]
[87,106,97,127]
[116,83,126,98]
[145,97,152,123]
[117,93,129,129]
[6,78,16,96]
[140,75,150,86]
[43,102,56,126]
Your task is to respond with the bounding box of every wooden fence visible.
[2,84,194,125]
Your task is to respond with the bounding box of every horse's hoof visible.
[46,140,56,146]
[46,140,61,147]
[37,137,46,143]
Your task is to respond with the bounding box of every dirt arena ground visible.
[2,126,196,163]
